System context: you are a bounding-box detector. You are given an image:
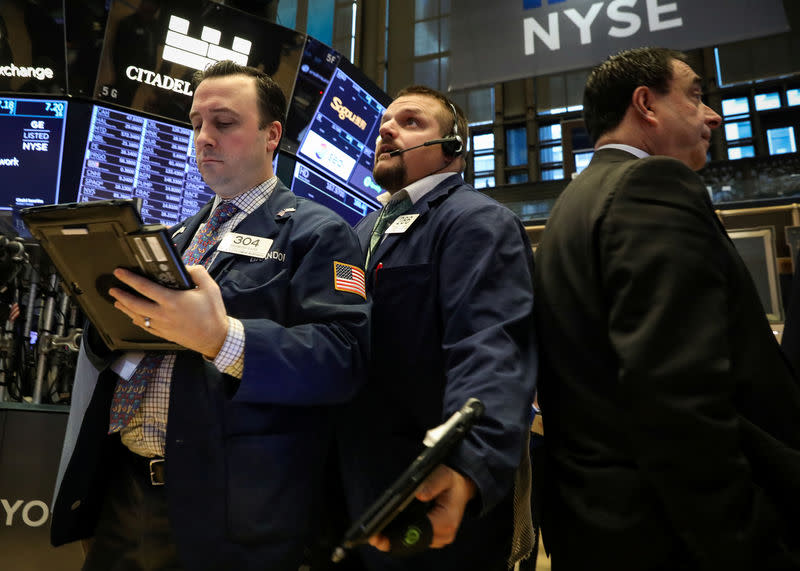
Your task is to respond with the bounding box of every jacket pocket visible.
[225,431,327,543]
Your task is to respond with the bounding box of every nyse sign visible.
[450,0,789,89]
[524,0,683,55]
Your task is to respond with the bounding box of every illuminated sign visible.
[0,64,55,81]
[161,14,252,71]
[122,14,254,97]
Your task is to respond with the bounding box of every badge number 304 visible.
[219,232,273,258]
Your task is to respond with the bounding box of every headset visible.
[440,102,464,158]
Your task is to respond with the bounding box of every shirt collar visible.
[210,176,278,216]
[377,172,460,206]
[596,143,650,159]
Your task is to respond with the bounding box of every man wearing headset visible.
[336,85,538,571]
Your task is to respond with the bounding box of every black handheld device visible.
[331,397,485,562]
[124,224,194,290]
[20,199,195,350]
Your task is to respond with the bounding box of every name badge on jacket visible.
[385,214,419,234]
[218,232,273,258]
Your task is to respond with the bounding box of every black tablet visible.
[332,398,485,561]
[21,199,194,351]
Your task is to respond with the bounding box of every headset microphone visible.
[387,138,459,157]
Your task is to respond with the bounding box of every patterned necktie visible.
[366,195,412,266]
[182,201,239,266]
[109,201,239,433]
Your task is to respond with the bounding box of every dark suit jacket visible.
[51,182,371,570]
[338,175,538,570]
[534,148,800,571]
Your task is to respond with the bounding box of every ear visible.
[266,120,282,153]
[631,85,657,124]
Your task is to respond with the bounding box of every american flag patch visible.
[333,261,366,299]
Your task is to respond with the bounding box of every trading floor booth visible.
[0,403,83,569]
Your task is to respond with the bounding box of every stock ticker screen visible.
[297,67,386,207]
[75,104,214,226]
[0,96,68,212]
[288,158,374,226]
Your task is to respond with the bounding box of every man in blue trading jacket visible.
[50,60,370,570]
[535,48,800,570]
[337,85,537,571]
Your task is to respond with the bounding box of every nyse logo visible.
[162,15,252,71]
[523,0,684,55]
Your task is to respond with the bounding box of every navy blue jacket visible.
[338,174,537,570]
[51,181,370,570]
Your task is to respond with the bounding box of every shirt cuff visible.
[211,316,244,379]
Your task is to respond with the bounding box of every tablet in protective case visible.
[21,199,194,351]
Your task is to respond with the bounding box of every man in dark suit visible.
[534,47,800,570]
[337,85,537,571]
[50,60,370,570]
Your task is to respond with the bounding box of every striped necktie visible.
[366,194,412,266]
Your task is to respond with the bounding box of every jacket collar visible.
[366,174,466,271]
[171,181,297,273]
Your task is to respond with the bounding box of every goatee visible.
[373,161,406,191]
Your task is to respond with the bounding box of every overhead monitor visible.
[283,36,342,154]
[62,100,215,227]
[277,153,377,226]
[284,42,390,210]
[295,65,387,207]
[95,0,305,123]
[0,0,67,94]
[0,95,68,220]
[728,226,784,322]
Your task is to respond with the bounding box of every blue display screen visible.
[76,104,214,226]
[289,159,375,226]
[297,67,385,205]
[0,96,68,213]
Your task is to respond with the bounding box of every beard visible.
[373,158,406,191]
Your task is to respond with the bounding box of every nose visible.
[378,119,396,143]
[704,104,722,130]
[194,124,215,149]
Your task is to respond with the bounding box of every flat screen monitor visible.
[0,96,68,227]
[276,153,377,226]
[286,48,389,209]
[283,36,342,154]
[62,100,215,227]
[574,150,593,174]
[95,0,305,123]
[767,126,797,156]
[728,226,784,322]
[296,65,386,206]
[0,0,67,94]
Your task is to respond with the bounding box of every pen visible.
[374,262,383,284]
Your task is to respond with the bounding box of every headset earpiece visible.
[442,102,464,158]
